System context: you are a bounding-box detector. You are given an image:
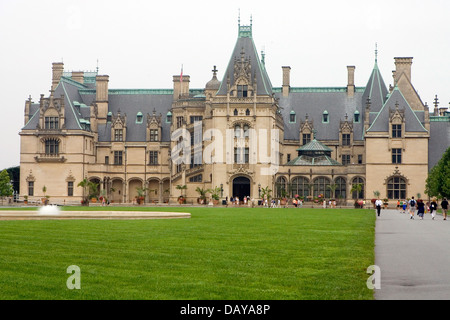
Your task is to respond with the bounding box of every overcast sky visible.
[1,0,449,170]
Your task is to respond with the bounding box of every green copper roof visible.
[286,155,342,166]
[296,139,332,152]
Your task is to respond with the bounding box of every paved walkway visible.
[375,208,450,300]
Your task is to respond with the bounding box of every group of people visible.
[375,196,449,220]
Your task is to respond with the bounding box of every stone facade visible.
[19,22,450,206]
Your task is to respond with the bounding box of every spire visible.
[362,48,389,113]
[375,43,378,63]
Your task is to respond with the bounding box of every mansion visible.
[19,21,450,205]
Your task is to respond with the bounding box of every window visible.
[275,177,287,198]
[243,125,249,138]
[314,177,331,198]
[354,111,360,123]
[234,125,241,138]
[105,156,109,165]
[150,129,159,142]
[28,181,34,196]
[335,177,347,199]
[358,154,363,164]
[244,148,249,163]
[392,148,402,164]
[289,111,296,123]
[302,133,311,145]
[234,148,242,164]
[233,109,238,116]
[392,124,402,138]
[342,134,351,146]
[114,151,123,165]
[166,112,172,123]
[44,116,59,129]
[387,177,406,199]
[245,109,250,116]
[136,112,143,124]
[114,129,123,141]
[237,85,248,97]
[68,181,74,196]
[351,177,365,199]
[190,116,203,124]
[149,151,158,165]
[45,139,59,155]
[107,112,112,122]
[189,174,202,182]
[287,154,291,162]
[322,111,329,123]
[176,116,184,128]
[342,154,351,165]
[290,177,310,199]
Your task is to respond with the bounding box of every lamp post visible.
[220,184,223,198]
[258,184,261,198]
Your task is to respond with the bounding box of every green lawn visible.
[0,206,375,300]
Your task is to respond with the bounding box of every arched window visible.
[243,124,249,138]
[45,139,59,155]
[351,177,365,199]
[313,177,331,198]
[136,112,143,124]
[234,124,241,138]
[245,109,250,116]
[387,177,406,200]
[275,176,287,198]
[354,110,360,123]
[291,177,310,199]
[334,177,347,200]
[233,109,238,116]
[166,111,172,123]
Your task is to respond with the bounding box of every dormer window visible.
[237,85,248,97]
[322,111,329,123]
[44,117,59,129]
[392,124,402,138]
[166,111,172,123]
[107,112,112,122]
[114,129,123,141]
[289,111,296,123]
[136,112,143,124]
[354,111,360,123]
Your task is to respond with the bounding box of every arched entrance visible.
[232,176,250,201]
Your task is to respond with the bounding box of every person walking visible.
[408,196,416,219]
[402,200,407,213]
[417,199,425,220]
[430,198,437,220]
[442,198,449,220]
[375,198,383,216]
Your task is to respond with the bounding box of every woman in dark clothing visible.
[417,199,425,219]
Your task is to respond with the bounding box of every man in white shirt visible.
[375,199,383,216]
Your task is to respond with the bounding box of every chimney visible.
[51,62,64,91]
[347,66,355,97]
[282,66,291,97]
[72,71,84,84]
[173,75,190,100]
[394,57,413,83]
[95,75,109,120]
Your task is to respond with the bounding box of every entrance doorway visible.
[232,176,250,202]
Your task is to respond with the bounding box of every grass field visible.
[0,206,375,300]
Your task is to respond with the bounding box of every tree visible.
[0,169,13,205]
[351,183,363,199]
[207,187,221,201]
[327,183,338,199]
[260,186,272,201]
[426,146,450,199]
[77,178,99,204]
[176,184,187,197]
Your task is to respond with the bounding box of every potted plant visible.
[42,185,47,205]
[136,187,148,205]
[77,178,98,206]
[207,186,221,205]
[23,195,28,205]
[195,187,208,204]
[280,189,288,205]
[383,198,389,209]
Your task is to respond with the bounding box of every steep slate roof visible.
[276,89,365,141]
[362,61,389,113]
[216,24,273,96]
[429,120,450,169]
[367,86,427,133]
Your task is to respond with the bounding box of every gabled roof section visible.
[362,61,389,113]
[367,86,427,133]
[216,22,273,96]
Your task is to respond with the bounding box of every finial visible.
[212,65,218,77]
[375,43,378,63]
[96,59,99,73]
[250,14,252,26]
[313,129,317,140]
[434,95,439,108]
[238,8,240,26]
